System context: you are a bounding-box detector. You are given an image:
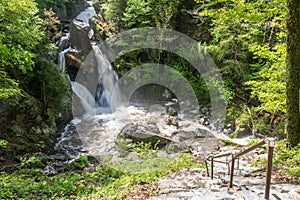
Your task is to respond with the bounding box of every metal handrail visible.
[205,152,232,178]
[229,139,266,188]
[204,138,276,200]
[234,140,266,158]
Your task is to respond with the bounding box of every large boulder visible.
[69,20,92,57]
[117,123,173,148]
[50,0,89,21]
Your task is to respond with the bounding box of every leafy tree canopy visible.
[0,0,45,99]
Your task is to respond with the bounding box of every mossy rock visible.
[0,94,57,159]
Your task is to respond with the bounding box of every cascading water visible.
[57,0,118,114]
[46,0,126,174]
[75,1,96,24]
[58,47,71,73]
[48,0,234,175]
[70,81,96,115]
[46,1,101,174]
[92,44,120,113]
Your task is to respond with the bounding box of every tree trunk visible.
[286,0,300,147]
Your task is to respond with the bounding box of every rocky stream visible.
[44,1,300,199]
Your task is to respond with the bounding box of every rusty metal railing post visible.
[229,153,235,188]
[211,153,214,179]
[205,159,209,177]
[264,138,275,200]
[226,156,230,175]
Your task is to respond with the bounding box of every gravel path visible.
[149,146,300,200]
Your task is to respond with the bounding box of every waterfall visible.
[92,44,120,114]
[55,1,120,115]
[58,47,71,73]
[44,1,118,174]
[48,1,227,174]
[75,6,96,24]
[70,81,96,115]
[69,44,121,115]
[70,0,122,114]
[58,32,70,48]
[57,31,71,73]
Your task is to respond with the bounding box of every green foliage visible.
[229,132,237,139]
[0,153,202,199]
[0,0,70,159]
[101,0,128,30]
[0,40,36,74]
[35,0,88,19]
[272,141,300,178]
[131,141,159,157]
[252,140,300,179]
[22,54,70,112]
[112,48,211,104]
[196,0,287,140]
[0,0,43,99]
[19,153,48,169]
[0,70,22,99]
[248,140,300,179]
[67,155,90,170]
[286,167,300,178]
[232,104,285,137]
[198,0,259,104]
[0,0,44,50]
[101,0,191,31]
[147,0,180,28]
[122,0,151,28]
[198,0,286,112]
[42,8,61,39]
[0,140,8,149]
[246,42,286,114]
[247,138,260,147]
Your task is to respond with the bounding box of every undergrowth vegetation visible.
[0,142,204,199]
[274,141,300,179]
[249,140,300,182]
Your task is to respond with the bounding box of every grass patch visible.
[0,142,204,199]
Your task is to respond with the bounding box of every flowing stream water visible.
[46,3,300,199]
[45,1,99,174]
[48,0,231,174]
[47,0,133,173]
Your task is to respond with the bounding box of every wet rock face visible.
[69,20,93,57]
[167,107,178,116]
[53,0,89,21]
[74,105,223,157]
[172,130,196,142]
[117,123,173,148]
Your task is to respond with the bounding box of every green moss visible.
[0,94,57,158]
